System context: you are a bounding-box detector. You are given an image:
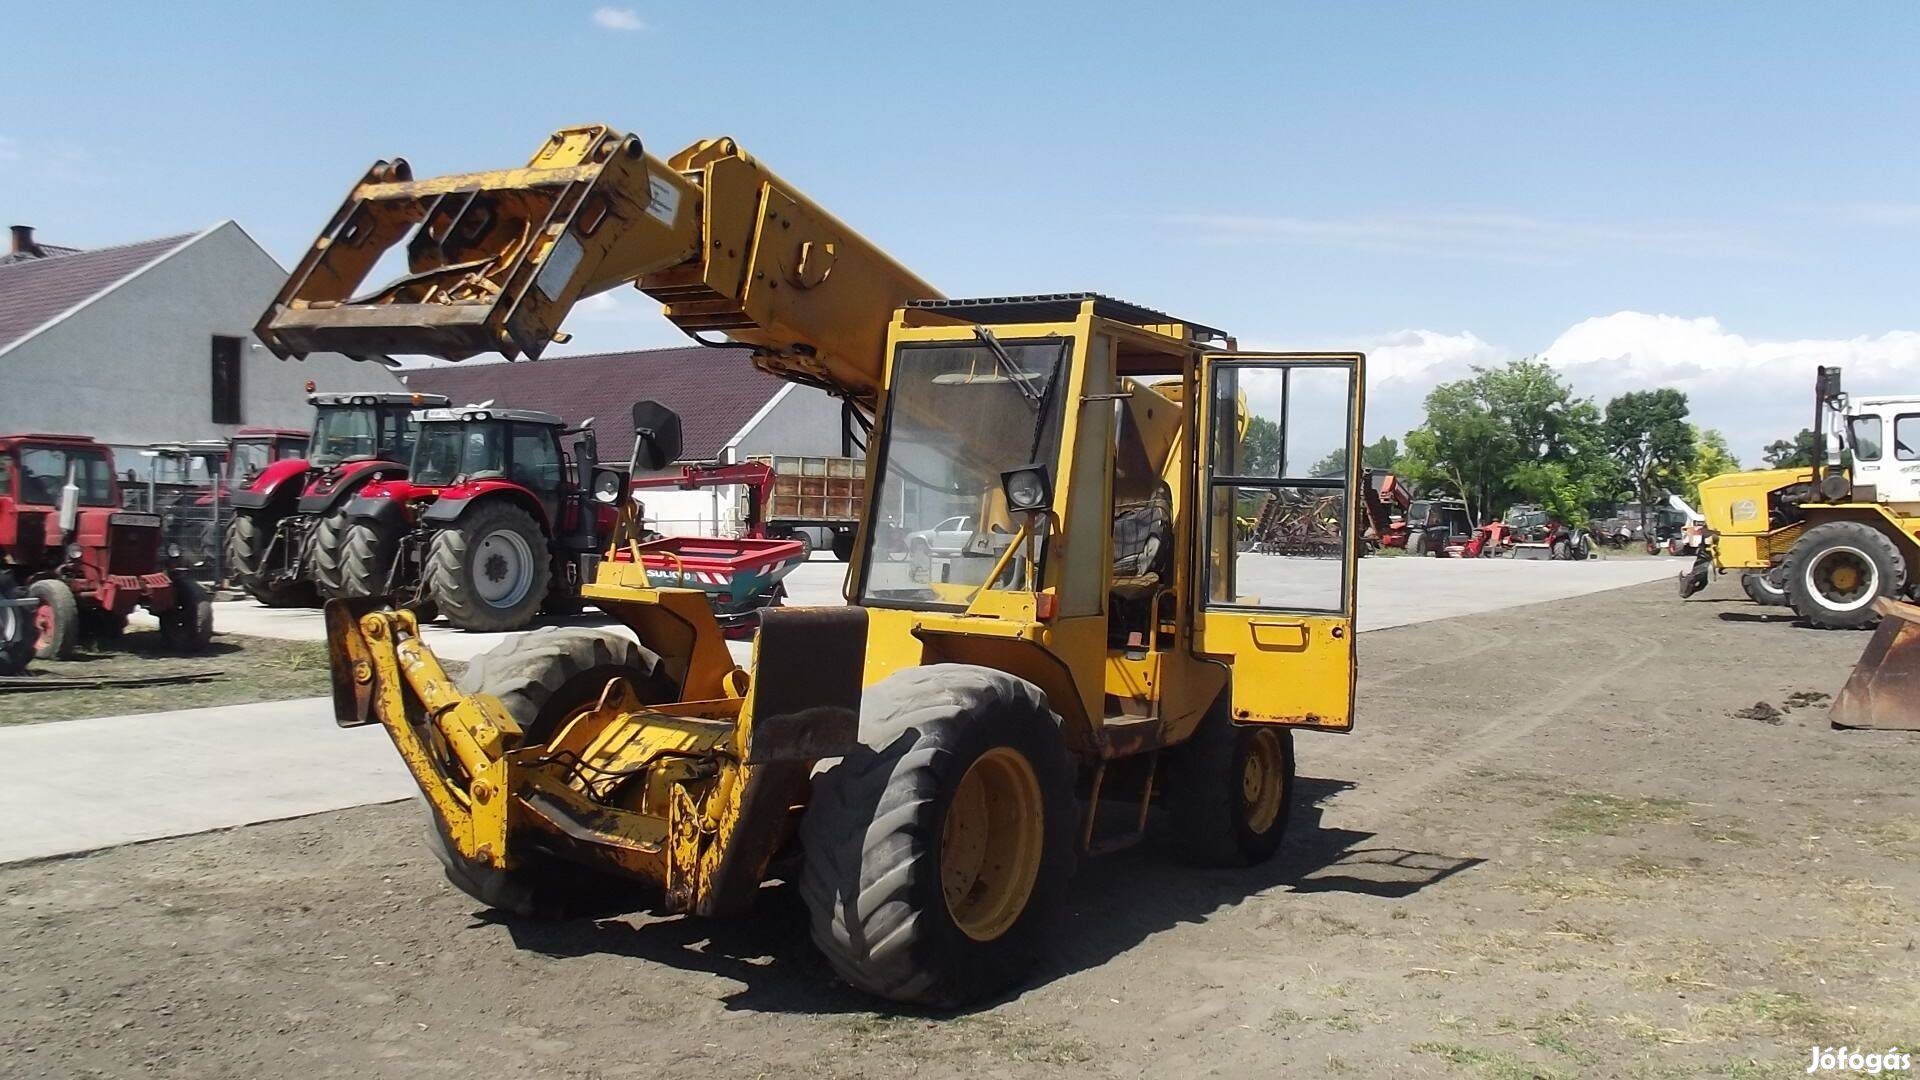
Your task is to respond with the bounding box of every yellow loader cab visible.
[1685,366,1920,628]
[269,126,1367,1007]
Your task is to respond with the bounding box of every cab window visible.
[0,457,11,498]
[510,424,561,492]
[1896,416,1920,461]
[1851,416,1884,460]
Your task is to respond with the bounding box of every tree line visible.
[1356,359,1745,530]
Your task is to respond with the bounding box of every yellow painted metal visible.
[1698,464,1920,575]
[940,746,1045,942]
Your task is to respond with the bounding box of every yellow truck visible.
[260,124,1367,1006]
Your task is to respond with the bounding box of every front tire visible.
[0,574,34,675]
[27,578,79,659]
[1162,699,1296,866]
[424,502,552,633]
[307,511,352,599]
[159,576,215,652]
[1741,567,1790,607]
[224,511,314,607]
[799,665,1075,1008]
[1784,520,1904,630]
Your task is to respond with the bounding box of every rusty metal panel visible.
[1830,598,1920,731]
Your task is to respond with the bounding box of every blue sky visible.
[5,3,1917,459]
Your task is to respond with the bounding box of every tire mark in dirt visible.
[1347,636,1643,823]
[1363,618,1520,690]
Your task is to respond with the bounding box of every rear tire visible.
[336,520,401,598]
[831,530,855,562]
[307,511,352,599]
[429,628,670,917]
[799,664,1075,1007]
[1784,520,1904,630]
[159,576,215,652]
[1162,698,1295,867]
[424,502,552,633]
[27,578,79,660]
[0,574,33,675]
[224,511,314,607]
[1741,568,1790,607]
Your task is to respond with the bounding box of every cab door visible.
[1192,353,1364,731]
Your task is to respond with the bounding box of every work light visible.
[1001,466,1053,513]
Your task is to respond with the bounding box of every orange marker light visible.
[1035,592,1057,621]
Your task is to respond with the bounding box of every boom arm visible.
[257,125,940,409]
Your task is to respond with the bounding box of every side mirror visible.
[629,400,683,473]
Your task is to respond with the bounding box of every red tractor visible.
[0,433,213,658]
[223,392,446,607]
[323,404,619,631]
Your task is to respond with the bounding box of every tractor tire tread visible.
[423,502,552,633]
[1783,520,1904,630]
[798,664,1074,1008]
[26,578,79,660]
[224,512,313,607]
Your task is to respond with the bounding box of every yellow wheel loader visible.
[1685,366,1920,631]
[263,125,1367,1005]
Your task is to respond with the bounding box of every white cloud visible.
[591,6,646,31]
[1327,311,1920,464]
[1167,211,1762,264]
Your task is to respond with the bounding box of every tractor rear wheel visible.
[800,664,1074,1007]
[336,520,401,598]
[1784,520,1904,630]
[831,530,856,562]
[27,579,79,660]
[424,502,552,633]
[0,574,33,675]
[307,511,352,599]
[224,511,313,608]
[159,577,214,652]
[1741,568,1790,607]
[425,628,671,917]
[1162,698,1295,867]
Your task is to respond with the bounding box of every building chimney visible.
[9,225,42,257]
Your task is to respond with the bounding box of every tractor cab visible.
[1842,396,1920,506]
[226,428,309,485]
[409,406,567,516]
[307,393,434,469]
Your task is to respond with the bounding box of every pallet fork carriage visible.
[268,124,1367,1006]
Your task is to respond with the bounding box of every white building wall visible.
[0,221,402,477]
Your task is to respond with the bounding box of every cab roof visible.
[413,406,564,427]
[0,433,109,448]
[308,391,450,408]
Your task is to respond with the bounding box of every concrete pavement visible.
[15,553,1683,865]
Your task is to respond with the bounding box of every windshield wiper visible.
[973,326,1044,411]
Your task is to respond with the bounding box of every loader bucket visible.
[1829,597,1920,731]
[256,125,699,362]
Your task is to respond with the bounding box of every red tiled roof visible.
[400,346,792,462]
[0,233,196,352]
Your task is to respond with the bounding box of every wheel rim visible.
[472,529,535,608]
[940,746,1045,943]
[0,604,16,648]
[1807,545,1878,612]
[1240,728,1287,834]
[33,602,56,651]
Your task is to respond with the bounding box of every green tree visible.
[1393,358,1609,525]
[1308,435,1400,479]
[1604,389,1696,535]
[1682,426,1740,504]
[1241,415,1282,476]
[1763,429,1817,469]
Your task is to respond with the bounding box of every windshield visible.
[860,338,1070,609]
[229,441,273,479]
[16,446,115,506]
[310,406,415,468]
[412,421,509,486]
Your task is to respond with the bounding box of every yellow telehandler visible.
[259,125,1367,1005]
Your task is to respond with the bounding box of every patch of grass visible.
[952,1016,1093,1065]
[0,632,432,726]
[1618,855,1691,880]
[1412,1040,1575,1080]
[1545,793,1690,836]
[1698,989,1859,1043]
[1858,817,1920,859]
[1498,870,1633,903]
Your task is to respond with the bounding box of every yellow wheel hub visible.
[940,746,1044,942]
[1830,562,1861,593]
[1240,729,1287,834]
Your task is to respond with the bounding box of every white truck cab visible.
[1845,397,1920,508]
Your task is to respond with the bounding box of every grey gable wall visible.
[0,222,401,464]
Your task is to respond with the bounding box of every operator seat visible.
[1109,482,1173,645]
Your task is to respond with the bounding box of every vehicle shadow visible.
[1716,610,1806,626]
[500,774,1483,1016]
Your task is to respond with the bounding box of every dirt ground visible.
[3,574,1916,1079]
